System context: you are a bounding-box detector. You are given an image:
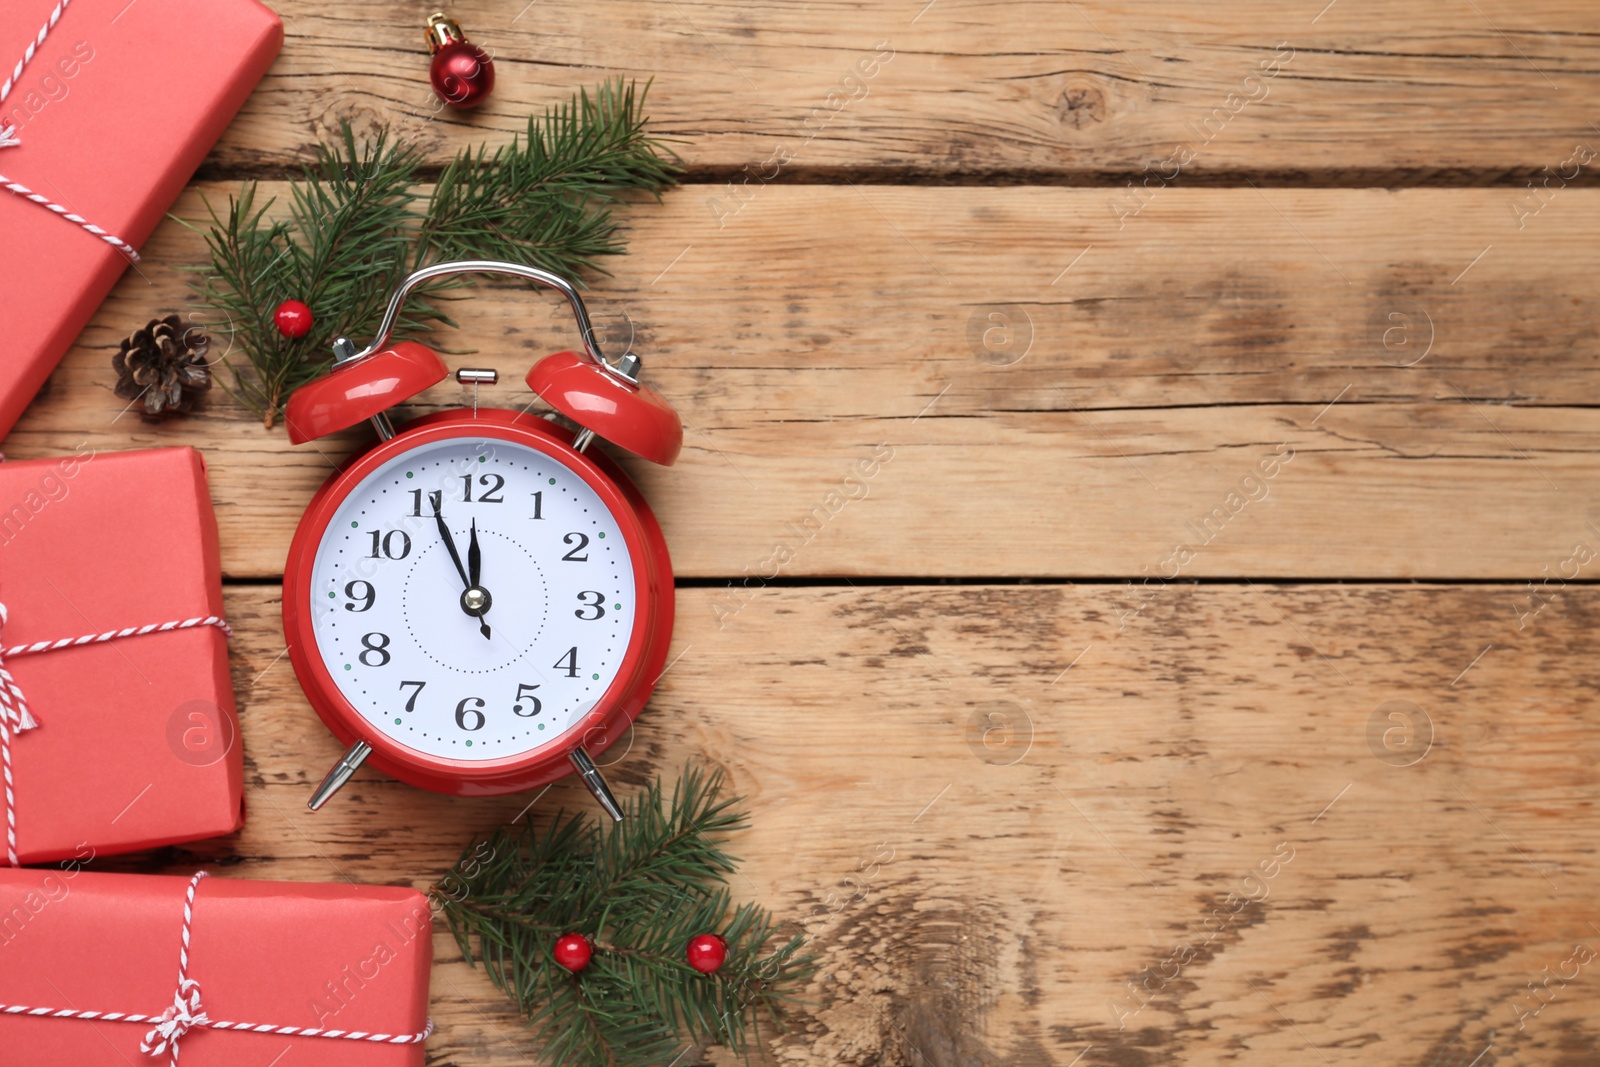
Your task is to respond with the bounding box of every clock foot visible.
[308,740,373,811]
[569,746,624,822]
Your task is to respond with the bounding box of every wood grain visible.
[202,1,1600,182]
[100,583,1600,1067]
[13,4,1600,1063]
[8,185,1600,581]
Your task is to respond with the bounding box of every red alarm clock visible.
[281,261,680,819]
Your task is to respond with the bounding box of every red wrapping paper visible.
[0,0,281,439]
[0,446,242,863]
[0,868,434,1065]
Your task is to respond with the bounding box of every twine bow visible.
[0,0,141,260]
[0,605,39,734]
[0,871,435,1063]
[0,601,232,866]
[139,980,210,1057]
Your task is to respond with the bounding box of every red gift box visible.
[0,446,242,864]
[0,0,282,439]
[0,867,434,1065]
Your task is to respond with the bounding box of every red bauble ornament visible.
[686,934,728,974]
[274,300,314,339]
[426,13,495,109]
[553,933,594,972]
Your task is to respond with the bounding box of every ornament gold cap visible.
[425,12,465,53]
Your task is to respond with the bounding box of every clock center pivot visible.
[461,586,493,616]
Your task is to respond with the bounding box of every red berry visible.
[553,933,593,972]
[686,934,728,974]
[274,299,314,339]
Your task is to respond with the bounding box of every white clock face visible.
[308,435,637,760]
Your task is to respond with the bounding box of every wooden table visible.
[9,2,1600,1063]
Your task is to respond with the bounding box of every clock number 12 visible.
[408,474,505,515]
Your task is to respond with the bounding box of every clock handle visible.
[570,747,625,822]
[349,259,630,381]
[308,740,373,811]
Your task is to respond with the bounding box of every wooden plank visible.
[94,583,1600,1066]
[195,1,1600,179]
[7,186,1599,581]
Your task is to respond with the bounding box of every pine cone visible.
[113,314,211,418]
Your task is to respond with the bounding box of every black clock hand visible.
[430,491,471,590]
[468,518,482,589]
[467,519,490,641]
[431,492,492,640]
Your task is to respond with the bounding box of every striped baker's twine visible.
[0,0,67,104]
[0,872,436,1063]
[0,602,232,866]
[0,0,141,260]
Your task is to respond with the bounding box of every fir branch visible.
[187,122,452,425]
[278,123,448,397]
[417,79,682,277]
[433,768,814,1067]
[189,184,293,418]
[189,79,680,426]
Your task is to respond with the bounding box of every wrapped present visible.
[0,868,435,1065]
[0,446,241,865]
[0,0,282,439]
